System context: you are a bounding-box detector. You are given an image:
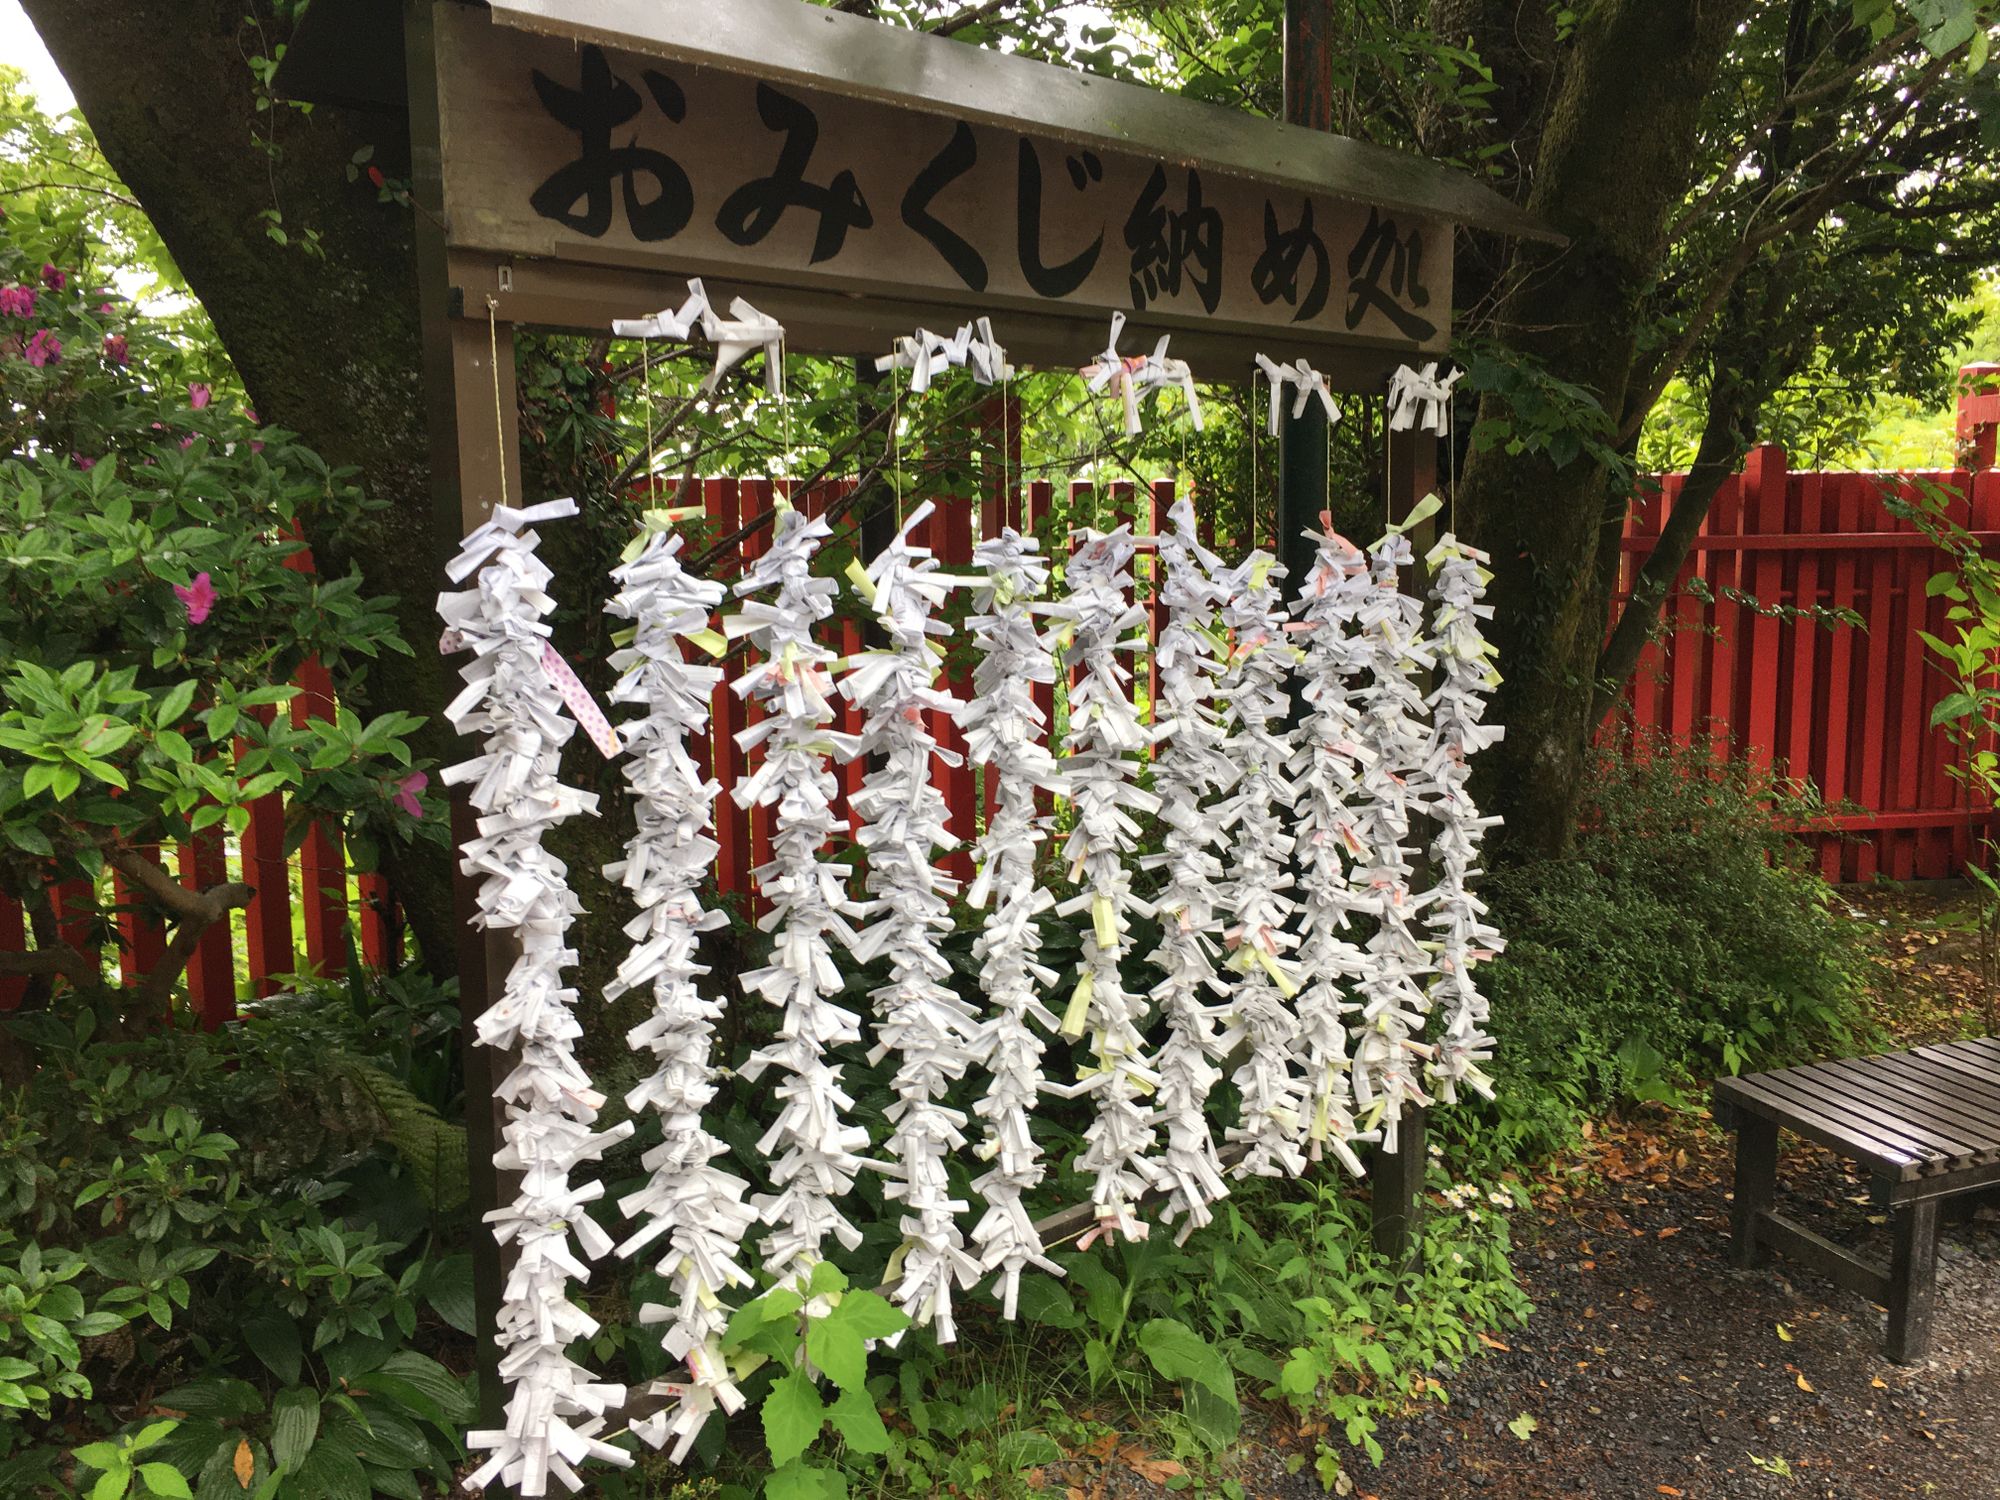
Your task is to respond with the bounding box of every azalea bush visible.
[0,213,437,1031]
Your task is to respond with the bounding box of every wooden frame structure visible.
[281,0,1554,1440]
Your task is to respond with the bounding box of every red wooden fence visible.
[1609,444,2000,882]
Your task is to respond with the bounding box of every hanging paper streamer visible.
[1049,526,1162,1246]
[1421,534,1506,1105]
[1143,498,1238,1241]
[1285,519,1378,1178]
[725,503,872,1283]
[838,503,982,1342]
[961,527,1068,1317]
[1080,314,1202,436]
[613,277,786,397]
[601,526,755,1463]
[1347,530,1438,1153]
[1213,550,1310,1181]
[441,499,634,1498]
[1252,354,1343,437]
[1386,361,1459,436]
[875,317,1015,391]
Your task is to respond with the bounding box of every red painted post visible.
[1956,363,2000,470]
[940,496,977,879]
[1854,477,1899,883]
[1890,477,1933,880]
[0,899,24,1010]
[708,478,751,907]
[1743,446,1787,776]
[1663,475,1703,744]
[180,829,238,1025]
[113,848,168,993]
[1624,480,1665,732]
[1786,472,1823,801]
[1704,472,1743,755]
[240,712,293,997]
[293,655,348,979]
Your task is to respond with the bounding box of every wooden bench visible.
[1714,1036,2000,1362]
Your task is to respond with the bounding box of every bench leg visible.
[1729,1113,1778,1269]
[1886,1198,1940,1364]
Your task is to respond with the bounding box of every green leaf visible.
[156,681,198,726]
[154,1377,266,1421]
[72,1442,124,1470]
[1507,1412,1538,1441]
[828,1289,906,1342]
[91,1468,128,1500]
[764,1460,848,1500]
[804,1312,866,1392]
[995,1431,1063,1468]
[242,1313,302,1386]
[1931,691,1979,726]
[270,1387,320,1471]
[762,1369,826,1466]
[137,1463,192,1499]
[423,1255,477,1335]
[1138,1318,1236,1403]
[72,1312,128,1338]
[1012,1277,1081,1329]
[824,1386,890,1454]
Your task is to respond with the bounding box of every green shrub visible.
[1475,731,1871,1155]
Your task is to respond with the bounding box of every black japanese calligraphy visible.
[529,46,692,242]
[1251,198,1329,323]
[903,121,987,291]
[717,83,874,264]
[1016,140,1104,299]
[1124,166,1222,314]
[1345,207,1435,342]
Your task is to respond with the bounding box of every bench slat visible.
[1745,1069,1967,1165]
[1807,1057,2000,1162]
[1717,1075,1925,1179]
[1941,1036,2000,1073]
[1903,1042,2000,1104]
[1874,1049,2000,1115]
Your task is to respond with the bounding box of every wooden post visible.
[408,0,524,1436]
[1886,1197,1939,1364]
[1728,1111,1778,1270]
[1277,0,1332,596]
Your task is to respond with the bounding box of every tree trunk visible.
[22,0,462,974]
[1458,0,1748,859]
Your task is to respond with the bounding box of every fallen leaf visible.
[1507,1412,1538,1441]
[1872,1377,1888,1389]
[233,1439,254,1489]
[1027,1468,1046,1491]
[1630,1293,1656,1314]
[1797,1374,1815,1393]
[1066,1489,1086,1500]
[1658,1487,1684,1496]
[1477,1332,1512,1352]
[1657,1226,1681,1239]
[1120,1448,1184,1485]
[1087,1432,1119,1461]
[1776,1323,1793,1342]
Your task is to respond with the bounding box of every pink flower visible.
[178,435,194,449]
[0,286,33,318]
[392,771,428,818]
[74,455,95,471]
[23,329,60,367]
[40,264,65,291]
[173,571,216,625]
[103,334,128,365]
[98,302,116,316]
[187,383,211,410]
[244,409,259,424]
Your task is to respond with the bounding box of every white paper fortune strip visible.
[838,502,983,1342]
[1421,534,1506,1106]
[1284,518,1379,1178]
[441,499,635,1498]
[724,502,871,1284]
[1143,498,1238,1241]
[1080,314,1202,436]
[1213,550,1310,1182]
[1252,353,1343,437]
[612,276,785,397]
[1386,361,1459,436]
[600,525,755,1463]
[1347,530,1438,1153]
[874,317,1015,391]
[1049,526,1162,1245]
[961,527,1068,1318]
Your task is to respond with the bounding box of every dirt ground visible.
[1345,886,2000,1500]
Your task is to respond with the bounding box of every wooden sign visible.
[434,8,1450,354]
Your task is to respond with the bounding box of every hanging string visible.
[1248,365,1260,558]
[777,334,794,503]
[889,352,904,521]
[1002,365,1014,532]
[641,334,656,496]
[487,296,509,511]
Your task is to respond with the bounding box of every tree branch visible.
[0,945,100,990]
[133,882,253,1015]
[929,0,1017,37]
